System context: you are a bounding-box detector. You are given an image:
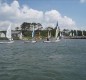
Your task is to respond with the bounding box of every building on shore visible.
[0,32,5,38]
[12,31,22,40]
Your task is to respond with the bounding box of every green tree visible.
[31,22,37,28]
[21,22,31,31]
[36,23,43,38]
[37,23,42,29]
[83,31,86,36]
[15,27,19,31]
[77,30,82,36]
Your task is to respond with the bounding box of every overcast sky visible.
[0,0,86,30]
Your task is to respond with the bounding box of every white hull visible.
[24,41,30,43]
[24,40,37,43]
[43,39,60,43]
[43,41,51,43]
[32,41,37,43]
[0,41,14,44]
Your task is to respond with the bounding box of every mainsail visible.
[20,32,22,40]
[55,21,59,39]
[48,30,51,38]
[6,24,12,41]
[32,25,35,38]
[48,31,50,38]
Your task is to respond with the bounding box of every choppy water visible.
[0,39,86,80]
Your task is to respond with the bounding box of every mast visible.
[48,30,49,38]
[55,21,59,39]
[32,25,35,39]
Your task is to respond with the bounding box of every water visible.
[0,39,86,80]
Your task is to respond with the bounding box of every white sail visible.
[82,31,84,36]
[49,31,51,38]
[43,21,60,43]
[47,30,51,38]
[55,27,60,40]
[24,25,36,43]
[55,22,58,39]
[32,25,34,38]
[31,25,36,43]
[0,24,14,44]
[48,31,49,38]
[70,32,72,36]
[6,24,12,41]
[19,32,22,40]
[73,31,74,36]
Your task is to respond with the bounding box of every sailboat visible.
[54,27,60,42]
[31,25,37,43]
[24,25,36,43]
[19,32,23,40]
[43,21,60,43]
[0,24,14,44]
[43,30,51,43]
[52,21,60,42]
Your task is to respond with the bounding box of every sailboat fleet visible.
[24,21,61,43]
[0,21,61,44]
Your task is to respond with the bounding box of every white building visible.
[12,31,22,40]
[0,32,5,37]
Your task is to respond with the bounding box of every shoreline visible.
[64,36,86,39]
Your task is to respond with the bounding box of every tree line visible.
[16,22,86,37]
[16,22,57,38]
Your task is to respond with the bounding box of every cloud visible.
[45,10,76,29]
[80,0,86,3]
[0,0,77,30]
[0,0,43,30]
[0,21,11,30]
[45,10,61,22]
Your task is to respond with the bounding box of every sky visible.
[0,0,86,30]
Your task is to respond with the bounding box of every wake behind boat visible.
[0,24,14,44]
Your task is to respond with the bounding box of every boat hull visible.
[43,39,60,43]
[0,41,14,44]
[24,41,37,43]
[43,41,51,43]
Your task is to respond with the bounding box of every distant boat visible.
[0,24,14,44]
[55,28,60,41]
[31,25,36,43]
[43,21,60,43]
[43,29,51,43]
[24,25,36,43]
[19,32,23,40]
[52,21,60,42]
